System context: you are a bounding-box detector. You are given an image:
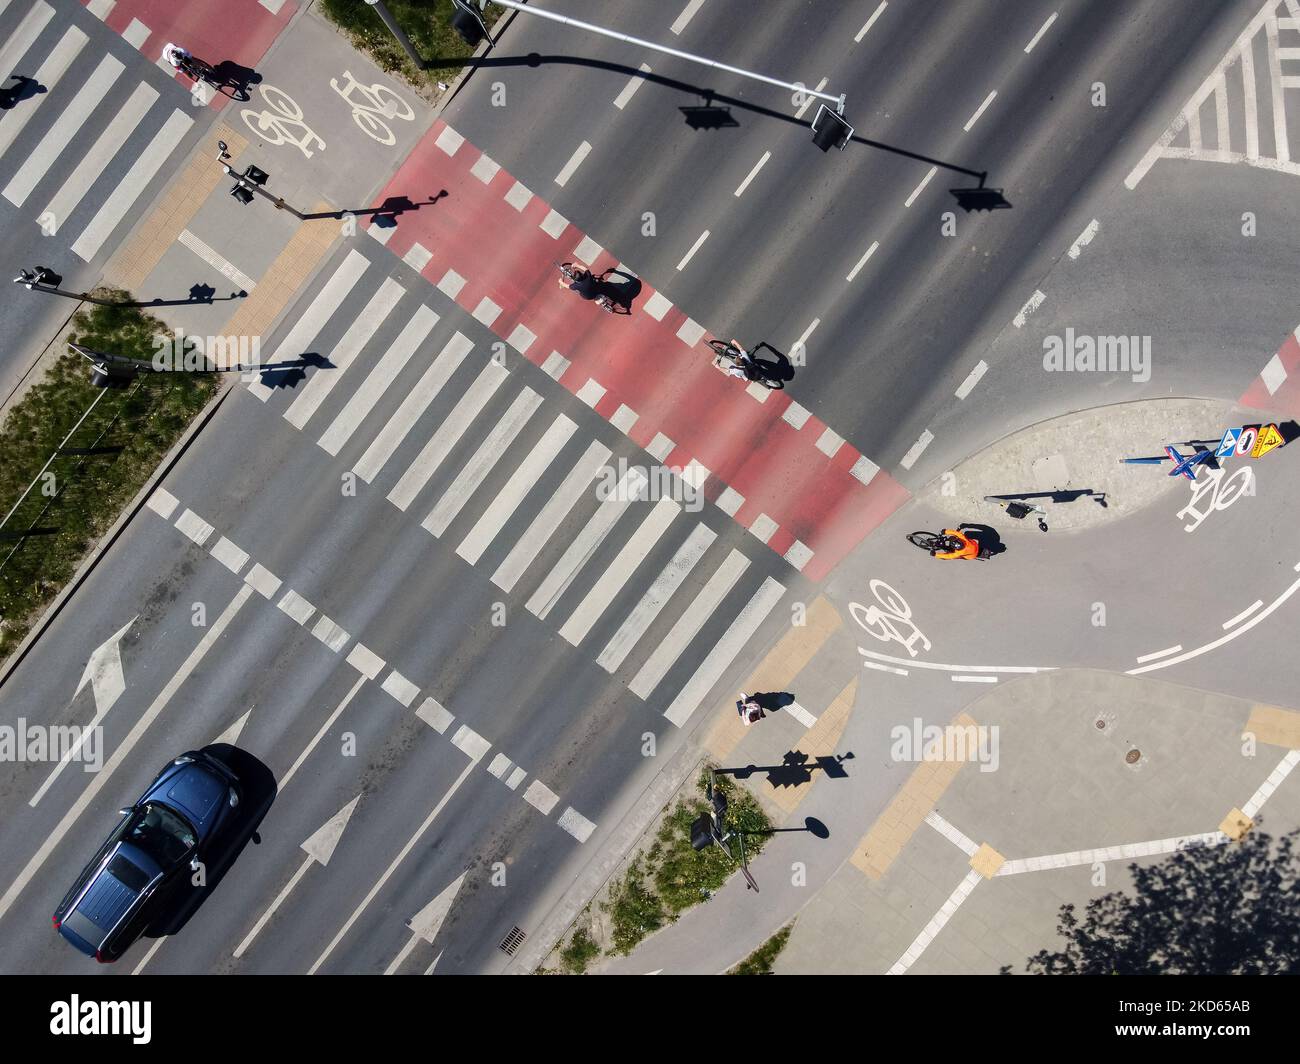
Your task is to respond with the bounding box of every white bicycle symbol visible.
[850,579,932,658]
[241,85,326,158]
[329,70,414,146]
[1177,465,1254,533]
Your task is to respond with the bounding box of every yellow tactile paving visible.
[108,127,248,294]
[1219,807,1253,840]
[766,677,855,814]
[970,843,1005,878]
[1244,705,1300,750]
[702,595,841,760]
[218,203,339,342]
[849,712,978,881]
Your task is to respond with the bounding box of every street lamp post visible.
[216,140,307,219]
[365,0,425,69]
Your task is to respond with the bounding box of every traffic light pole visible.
[482,0,845,114]
[12,269,122,307]
[215,141,307,219]
[365,0,426,69]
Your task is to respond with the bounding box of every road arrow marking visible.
[424,950,444,975]
[384,873,467,974]
[234,796,361,959]
[214,708,251,747]
[30,616,136,807]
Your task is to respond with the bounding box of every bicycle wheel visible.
[706,339,738,359]
[906,531,945,552]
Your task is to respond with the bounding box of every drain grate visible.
[499,926,527,956]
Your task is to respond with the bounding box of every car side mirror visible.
[117,808,132,817]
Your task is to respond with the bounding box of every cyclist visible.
[162,43,196,77]
[931,527,982,560]
[563,266,599,300]
[717,338,759,380]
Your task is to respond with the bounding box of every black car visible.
[53,751,241,962]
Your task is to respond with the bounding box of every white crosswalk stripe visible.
[0,25,86,163]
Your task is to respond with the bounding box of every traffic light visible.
[451,0,489,46]
[810,104,853,151]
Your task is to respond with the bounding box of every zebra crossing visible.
[245,245,799,730]
[0,0,195,262]
[1126,0,1300,187]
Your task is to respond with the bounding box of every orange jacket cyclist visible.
[931,527,981,560]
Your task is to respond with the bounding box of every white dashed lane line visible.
[676,229,709,271]
[1222,599,1264,629]
[734,150,770,196]
[898,428,934,470]
[613,62,652,109]
[856,1,888,42]
[962,90,997,132]
[670,0,706,35]
[1013,289,1045,328]
[1024,11,1057,53]
[904,165,937,207]
[1067,218,1100,259]
[795,77,828,121]
[846,240,879,282]
[1135,644,1182,663]
[554,141,591,187]
[953,360,988,400]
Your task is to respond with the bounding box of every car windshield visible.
[127,803,196,866]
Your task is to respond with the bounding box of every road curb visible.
[0,378,236,690]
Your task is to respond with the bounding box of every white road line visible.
[614,63,652,109]
[856,1,888,42]
[250,250,369,401]
[554,140,592,187]
[1024,11,1057,53]
[1244,38,1259,160]
[597,523,716,672]
[457,414,577,565]
[898,429,933,470]
[630,550,749,700]
[664,576,786,727]
[953,360,987,400]
[734,150,771,196]
[39,81,155,232]
[962,90,996,133]
[862,659,908,676]
[526,469,647,620]
[5,53,123,206]
[353,331,474,481]
[1265,15,1289,163]
[926,810,980,856]
[1214,74,1230,150]
[285,277,405,430]
[523,779,559,815]
[0,5,55,120]
[1013,289,1045,327]
[423,388,542,537]
[792,318,820,357]
[904,165,937,207]
[72,109,192,262]
[676,230,709,271]
[177,229,257,293]
[233,853,313,960]
[1242,749,1300,819]
[491,440,611,593]
[387,360,508,511]
[559,495,680,646]
[846,240,879,282]
[887,870,982,974]
[1067,218,1100,259]
[282,674,366,790]
[0,586,252,923]
[952,674,997,683]
[1134,644,1183,663]
[795,77,828,121]
[310,761,476,975]
[1128,573,1300,675]
[319,306,437,455]
[0,22,82,165]
[558,807,597,843]
[998,832,1228,876]
[859,648,1053,674]
[670,0,706,35]
[1222,599,1264,630]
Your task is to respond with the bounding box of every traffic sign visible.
[1234,426,1258,457]
[1253,423,1284,458]
[1216,428,1240,458]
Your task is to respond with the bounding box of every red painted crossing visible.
[82,0,295,104]
[1239,327,1300,421]
[367,120,909,582]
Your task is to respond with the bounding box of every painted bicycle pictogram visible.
[850,579,932,658]
[1177,465,1254,533]
[241,85,326,158]
[329,70,414,146]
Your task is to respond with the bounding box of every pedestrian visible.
[736,692,766,726]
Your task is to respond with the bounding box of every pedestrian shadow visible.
[210,61,262,102]
[594,267,641,314]
[0,74,45,109]
[256,352,333,392]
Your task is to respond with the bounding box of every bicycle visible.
[556,262,618,314]
[906,530,991,559]
[176,56,217,86]
[705,338,779,388]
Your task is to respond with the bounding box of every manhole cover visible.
[1125,749,1141,764]
[1095,719,1107,730]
